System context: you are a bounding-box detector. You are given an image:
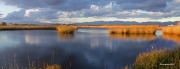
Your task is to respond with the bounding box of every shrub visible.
[14,23,18,25]
[1,22,7,26]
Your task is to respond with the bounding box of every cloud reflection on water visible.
[0,29,178,69]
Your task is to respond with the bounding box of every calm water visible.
[0,28,178,69]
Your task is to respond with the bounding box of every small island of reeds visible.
[56,26,77,34]
[108,25,159,34]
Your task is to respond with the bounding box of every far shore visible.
[0,25,57,30]
[0,24,165,30]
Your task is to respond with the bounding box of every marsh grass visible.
[0,26,57,30]
[1,51,63,69]
[46,64,61,69]
[134,47,180,69]
[109,28,156,34]
[162,26,180,35]
[56,26,77,34]
[109,34,156,41]
[109,25,158,34]
[121,65,132,69]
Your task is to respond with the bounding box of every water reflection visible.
[0,29,178,69]
[109,34,156,41]
[25,31,40,45]
[90,38,99,49]
[163,34,180,45]
[58,32,74,41]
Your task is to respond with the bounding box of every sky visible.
[0,0,180,24]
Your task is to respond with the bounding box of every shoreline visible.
[0,24,163,30]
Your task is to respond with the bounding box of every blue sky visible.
[0,0,180,24]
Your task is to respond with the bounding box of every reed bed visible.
[0,26,57,30]
[1,54,62,69]
[108,25,158,34]
[109,34,156,41]
[109,28,156,34]
[46,64,61,69]
[56,26,77,34]
[134,47,180,69]
[162,26,180,35]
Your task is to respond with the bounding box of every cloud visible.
[0,13,2,17]
[2,8,61,23]
[1,0,113,12]
[116,0,167,12]
[1,0,168,12]
[3,9,25,20]
[1,0,180,23]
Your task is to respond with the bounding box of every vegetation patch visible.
[109,25,158,34]
[0,22,7,26]
[56,26,77,34]
[134,47,180,69]
[162,26,180,35]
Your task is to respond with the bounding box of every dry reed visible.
[162,26,180,35]
[134,47,180,69]
[109,26,157,34]
[0,25,57,30]
[1,51,63,69]
[56,26,77,34]
[46,64,61,69]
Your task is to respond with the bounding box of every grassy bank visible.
[162,26,180,35]
[134,47,180,69]
[56,26,77,34]
[108,25,158,34]
[0,26,57,30]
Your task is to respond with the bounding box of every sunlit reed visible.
[134,47,180,69]
[109,25,158,34]
[56,26,77,34]
[0,26,57,30]
[162,26,180,35]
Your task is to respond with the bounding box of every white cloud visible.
[1,0,180,23]
[25,9,40,17]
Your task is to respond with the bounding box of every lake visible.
[0,28,178,69]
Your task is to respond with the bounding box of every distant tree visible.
[14,23,18,25]
[1,22,7,26]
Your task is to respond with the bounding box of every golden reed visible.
[108,25,158,34]
[162,26,180,35]
[56,26,77,34]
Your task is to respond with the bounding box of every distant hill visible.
[75,21,178,26]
